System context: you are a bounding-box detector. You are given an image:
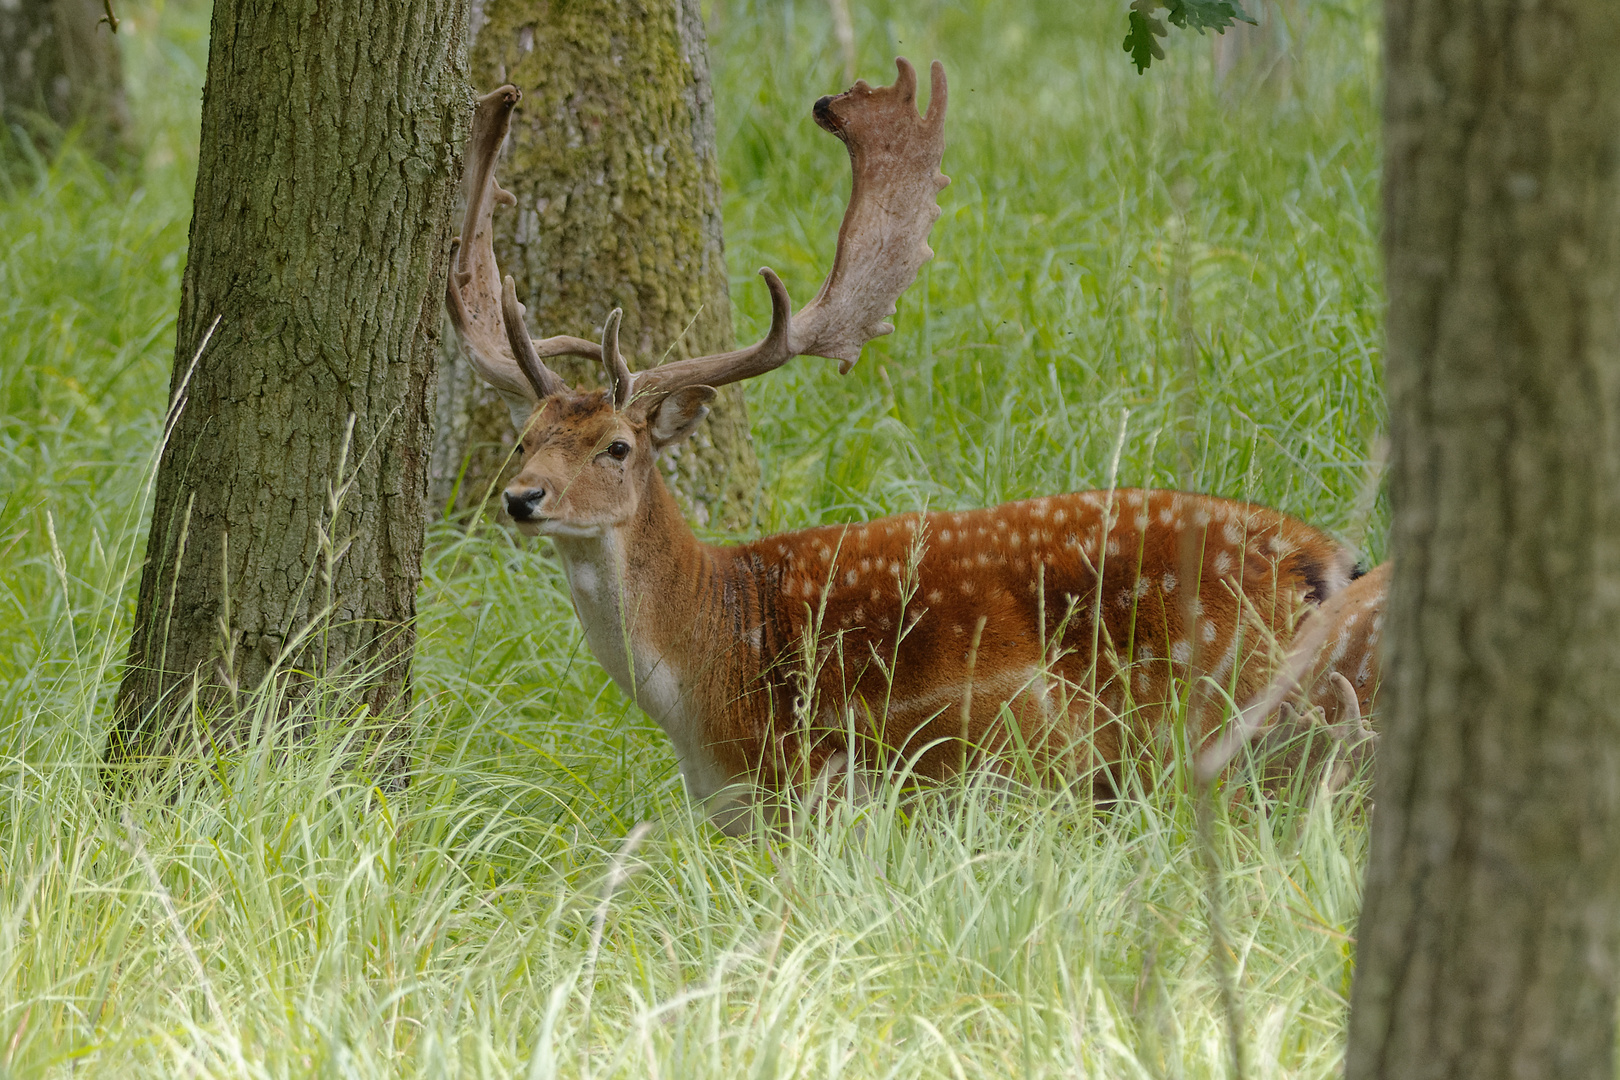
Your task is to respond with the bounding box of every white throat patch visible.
[549,534,734,804]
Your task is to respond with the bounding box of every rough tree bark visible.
[430,0,759,529]
[0,0,131,165]
[1346,1,1620,1076]
[108,1,468,767]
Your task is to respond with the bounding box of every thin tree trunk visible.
[0,0,131,166]
[1211,0,1295,98]
[109,1,468,769]
[1345,1,1620,1076]
[827,0,857,86]
[431,0,759,529]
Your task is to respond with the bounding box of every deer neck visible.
[548,473,735,800]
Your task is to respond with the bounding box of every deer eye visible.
[605,440,631,462]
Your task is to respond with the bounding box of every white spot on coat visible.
[1208,635,1241,682]
[1331,630,1352,663]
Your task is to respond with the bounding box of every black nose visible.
[504,487,545,521]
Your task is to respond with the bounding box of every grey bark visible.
[430,0,759,529]
[109,1,469,769]
[0,0,131,166]
[1211,0,1294,97]
[1345,1,1620,1077]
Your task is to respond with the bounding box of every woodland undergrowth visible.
[0,0,1382,1075]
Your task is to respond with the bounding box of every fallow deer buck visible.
[447,62,1358,828]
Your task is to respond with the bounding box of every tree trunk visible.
[0,0,131,166]
[430,0,758,529]
[1345,2,1620,1077]
[1211,0,1294,98]
[108,1,468,768]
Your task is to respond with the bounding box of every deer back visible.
[706,489,1353,794]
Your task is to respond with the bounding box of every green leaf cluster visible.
[1124,0,1257,73]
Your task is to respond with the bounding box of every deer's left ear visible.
[647,385,717,448]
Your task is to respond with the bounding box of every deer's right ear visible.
[647,385,717,448]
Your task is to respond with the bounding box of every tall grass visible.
[0,0,1382,1075]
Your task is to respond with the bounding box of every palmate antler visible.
[629,57,951,402]
[445,86,601,419]
[449,59,950,415]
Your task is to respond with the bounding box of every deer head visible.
[446,62,950,537]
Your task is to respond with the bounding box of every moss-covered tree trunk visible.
[1345,0,1620,1076]
[430,0,758,529]
[0,0,130,165]
[109,1,468,769]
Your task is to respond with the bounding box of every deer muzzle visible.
[504,486,547,523]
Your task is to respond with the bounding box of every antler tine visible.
[626,269,795,400]
[446,85,601,408]
[502,276,572,400]
[600,309,635,410]
[634,58,948,400]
